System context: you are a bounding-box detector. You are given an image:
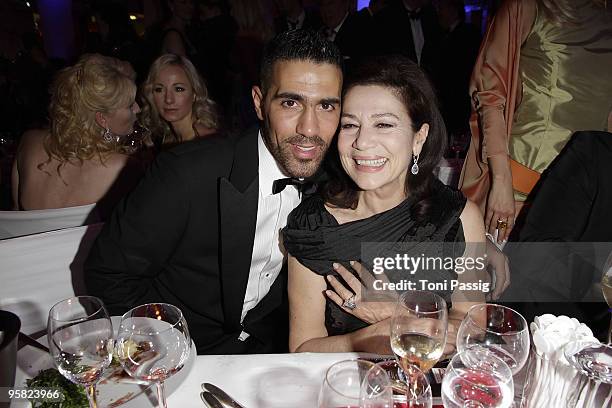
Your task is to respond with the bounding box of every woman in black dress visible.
[283,56,486,354]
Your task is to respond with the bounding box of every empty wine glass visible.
[319,359,377,408]
[360,362,394,408]
[115,303,191,408]
[442,347,514,408]
[47,296,113,408]
[377,359,432,408]
[456,304,530,375]
[600,251,612,343]
[390,291,448,374]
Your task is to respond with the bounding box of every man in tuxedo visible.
[318,0,373,61]
[431,0,481,135]
[373,0,442,73]
[273,0,322,34]
[84,30,343,355]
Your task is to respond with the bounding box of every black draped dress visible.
[283,180,467,335]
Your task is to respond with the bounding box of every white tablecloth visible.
[13,345,364,408]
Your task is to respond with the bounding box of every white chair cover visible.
[0,224,102,334]
[0,203,99,240]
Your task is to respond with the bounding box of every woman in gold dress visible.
[460,0,612,242]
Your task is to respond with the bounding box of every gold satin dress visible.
[510,1,612,200]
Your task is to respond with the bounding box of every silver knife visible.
[201,391,224,408]
[202,383,246,408]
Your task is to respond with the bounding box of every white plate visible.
[13,316,196,407]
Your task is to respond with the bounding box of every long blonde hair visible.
[45,54,136,167]
[140,54,219,145]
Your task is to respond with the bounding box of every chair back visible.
[0,203,99,240]
[0,310,21,401]
[0,224,102,334]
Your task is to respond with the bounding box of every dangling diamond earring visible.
[102,127,113,142]
[411,154,419,175]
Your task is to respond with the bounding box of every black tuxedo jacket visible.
[84,128,289,354]
[334,11,375,62]
[503,131,612,339]
[372,1,441,73]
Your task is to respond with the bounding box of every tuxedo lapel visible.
[219,128,259,332]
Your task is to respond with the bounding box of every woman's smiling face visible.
[338,85,428,193]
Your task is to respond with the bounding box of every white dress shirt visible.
[240,132,301,331]
[407,8,425,65]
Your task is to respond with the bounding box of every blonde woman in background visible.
[11,54,145,216]
[459,0,612,243]
[140,54,219,148]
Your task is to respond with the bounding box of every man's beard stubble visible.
[261,123,329,179]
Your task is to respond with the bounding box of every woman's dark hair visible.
[322,55,447,219]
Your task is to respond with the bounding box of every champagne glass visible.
[115,303,191,408]
[377,359,432,408]
[600,251,612,343]
[456,304,530,375]
[390,291,448,373]
[360,362,394,408]
[47,296,113,408]
[442,347,514,408]
[318,359,378,408]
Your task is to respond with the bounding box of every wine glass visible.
[442,346,514,408]
[600,251,612,343]
[377,359,432,408]
[456,304,530,375]
[318,359,380,408]
[115,303,191,408]
[564,340,612,407]
[360,362,394,408]
[47,296,113,408]
[390,291,448,373]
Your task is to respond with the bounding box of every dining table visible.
[13,344,446,408]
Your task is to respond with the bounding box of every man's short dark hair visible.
[259,29,343,92]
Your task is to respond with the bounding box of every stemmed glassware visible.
[442,347,514,408]
[47,296,114,408]
[360,362,394,408]
[318,359,393,408]
[377,359,432,408]
[115,303,191,408]
[456,304,530,375]
[390,291,448,374]
[600,251,612,343]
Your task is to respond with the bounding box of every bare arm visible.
[288,256,392,354]
[472,0,537,241]
[451,200,487,323]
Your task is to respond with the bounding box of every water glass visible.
[47,296,113,408]
[457,304,530,375]
[115,303,191,408]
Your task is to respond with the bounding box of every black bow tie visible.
[407,9,423,20]
[272,177,308,194]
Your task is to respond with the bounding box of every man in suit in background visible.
[431,0,481,135]
[373,0,442,74]
[318,0,373,61]
[273,0,322,34]
[84,30,343,355]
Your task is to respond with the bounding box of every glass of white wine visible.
[601,251,612,343]
[390,290,448,374]
[47,296,113,408]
